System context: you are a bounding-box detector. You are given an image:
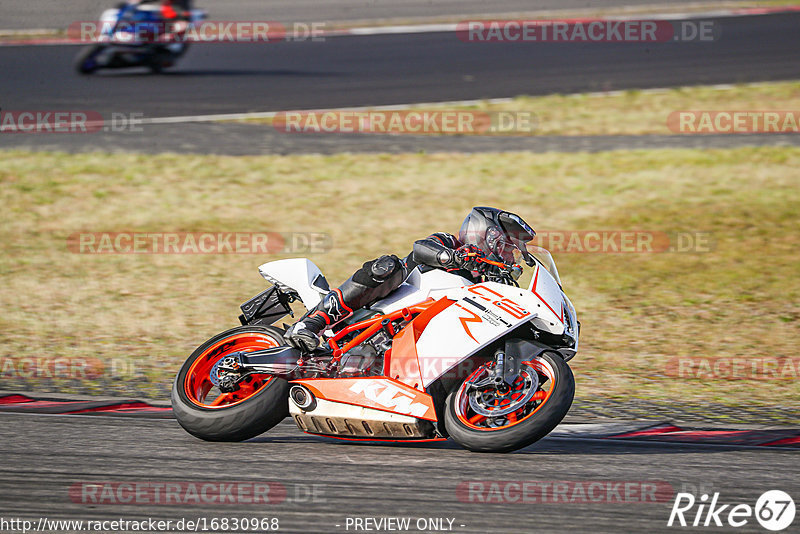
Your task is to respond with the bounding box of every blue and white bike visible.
[74,1,206,74]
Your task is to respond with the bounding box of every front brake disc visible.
[468,366,539,417]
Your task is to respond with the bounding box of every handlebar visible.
[464,253,521,275]
[462,253,511,268]
[476,256,511,269]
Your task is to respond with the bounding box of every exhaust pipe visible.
[289,385,316,411]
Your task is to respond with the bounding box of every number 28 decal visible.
[468,285,531,320]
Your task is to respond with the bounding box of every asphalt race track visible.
[0,0,759,31]
[2,413,798,534]
[2,12,799,154]
[1,5,799,533]
[1,13,799,118]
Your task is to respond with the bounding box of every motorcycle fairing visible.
[383,297,456,389]
[289,394,437,440]
[528,263,566,325]
[290,377,437,421]
[370,268,473,314]
[409,279,564,388]
[288,377,439,439]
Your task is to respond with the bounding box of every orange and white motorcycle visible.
[172,248,578,453]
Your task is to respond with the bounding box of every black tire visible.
[148,46,180,73]
[444,351,574,453]
[171,325,290,442]
[148,54,167,74]
[74,44,104,74]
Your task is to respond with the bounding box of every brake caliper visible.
[466,354,539,418]
[211,352,245,392]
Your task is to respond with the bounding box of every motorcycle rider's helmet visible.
[458,207,537,266]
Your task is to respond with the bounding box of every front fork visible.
[467,346,523,392]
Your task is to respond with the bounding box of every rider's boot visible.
[285,255,407,352]
[285,289,353,352]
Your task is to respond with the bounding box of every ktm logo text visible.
[349,381,429,418]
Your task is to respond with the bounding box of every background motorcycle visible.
[172,250,579,453]
[74,1,206,74]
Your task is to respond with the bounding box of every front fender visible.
[504,338,555,363]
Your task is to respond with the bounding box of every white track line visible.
[132,81,795,126]
[136,98,515,125]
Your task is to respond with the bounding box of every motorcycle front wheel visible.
[171,325,290,442]
[74,44,105,75]
[444,349,574,453]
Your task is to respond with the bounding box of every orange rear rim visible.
[184,332,281,409]
[454,356,557,431]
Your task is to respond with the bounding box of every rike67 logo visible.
[668,490,795,531]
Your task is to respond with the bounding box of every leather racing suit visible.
[286,232,480,351]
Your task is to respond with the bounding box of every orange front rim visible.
[454,356,557,431]
[184,332,281,409]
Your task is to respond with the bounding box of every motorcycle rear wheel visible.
[444,350,574,453]
[171,325,289,442]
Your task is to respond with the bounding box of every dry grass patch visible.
[0,147,797,405]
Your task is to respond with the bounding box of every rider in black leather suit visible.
[285,207,537,352]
